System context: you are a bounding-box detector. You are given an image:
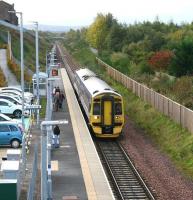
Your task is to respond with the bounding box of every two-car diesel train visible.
[73,68,124,138]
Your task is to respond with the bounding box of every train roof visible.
[75,68,121,97]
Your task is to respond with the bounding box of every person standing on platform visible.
[53,125,60,148]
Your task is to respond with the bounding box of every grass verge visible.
[40,97,47,118]
[64,42,193,179]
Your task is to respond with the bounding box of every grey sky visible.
[5,0,193,26]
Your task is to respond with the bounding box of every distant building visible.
[0,1,18,25]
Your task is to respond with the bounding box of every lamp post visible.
[8,10,26,183]
[8,11,25,129]
[33,21,40,126]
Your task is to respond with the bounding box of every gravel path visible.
[0,49,19,86]
[120,115,193,200]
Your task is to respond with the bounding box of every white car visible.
[0,94,23,105]
[0,87,34,100]
[0,90,31,104]
[0,99,29,118]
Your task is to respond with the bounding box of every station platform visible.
[51,68,114,200]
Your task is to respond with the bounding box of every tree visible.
[148,50,173,71]
[105,23,127,52]
[86,13,116,52]
[169,38,193,76]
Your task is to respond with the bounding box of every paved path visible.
[0,49,19,86]
[51,69,87,200]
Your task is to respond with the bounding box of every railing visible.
[96,57,193,134]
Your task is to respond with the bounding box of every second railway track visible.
[96,140,155,200]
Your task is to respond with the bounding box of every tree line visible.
[62,13,193,109]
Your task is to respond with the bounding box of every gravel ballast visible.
[120,115,193,200]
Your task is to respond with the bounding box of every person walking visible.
[59,92,65,109]
[54,92,60,111]
[53,125,60,148]
[52,86,56,98]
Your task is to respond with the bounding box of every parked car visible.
[0,87,33,101]
[0,94,30,106]
[0,121,23,148]
[0,90,31,104]
[0,93,23,102]
[0,99,29,118]
[0,113,24,131]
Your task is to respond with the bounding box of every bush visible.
[110,52,130,74]
[0,66,7,87]
[139,61,154,74]
[171,76,193,108]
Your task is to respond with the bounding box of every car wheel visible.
[13,110,22,118]
[11,139,20,148]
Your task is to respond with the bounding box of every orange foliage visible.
[148,50,173,71]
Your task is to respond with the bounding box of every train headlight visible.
[115,116,119,119]
[94,116,99,119]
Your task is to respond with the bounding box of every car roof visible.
[0,86,21,91]
[0,94,19,100]
[0,121,19,125]
[0,90,21,94]
[0,98,14,103]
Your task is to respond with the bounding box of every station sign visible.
[51,68,58,76]
[25,105,41,110]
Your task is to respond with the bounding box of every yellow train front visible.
[73,68,124,138]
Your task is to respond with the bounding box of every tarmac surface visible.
[51,78,87,199]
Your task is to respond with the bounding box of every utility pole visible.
[34,22,40,127]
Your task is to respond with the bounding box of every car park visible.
[0,121,23,148]
[0,99,29,118]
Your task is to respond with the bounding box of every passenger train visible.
[73,68,124,138]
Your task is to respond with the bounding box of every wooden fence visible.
[96,57,193,134]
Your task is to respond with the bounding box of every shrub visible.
[172,76,193,108]
[0,66,7,86]
[148,50,173,71]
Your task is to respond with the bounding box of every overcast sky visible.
[5,0,193,26]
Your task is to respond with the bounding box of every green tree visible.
[105,23,127,52]
[169,38,193,76]
[86,13,116,53]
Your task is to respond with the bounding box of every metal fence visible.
[96,57,193,134]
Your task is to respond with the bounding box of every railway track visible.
[57,43,155,200]
[96,140,155,200]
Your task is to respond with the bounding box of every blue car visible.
[0,121,23,148]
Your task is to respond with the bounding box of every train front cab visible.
[90,93,124,138]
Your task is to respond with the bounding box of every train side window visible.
[93,103,100,115]
[115,103,122,115]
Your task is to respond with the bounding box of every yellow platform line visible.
[61,68,97,200]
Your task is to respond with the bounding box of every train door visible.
[102,96,114,134]
[104,101,112,125]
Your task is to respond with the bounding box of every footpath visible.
[0,49,19,86]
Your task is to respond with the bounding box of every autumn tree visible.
[148,50,173,71]
[86,13,116,53]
